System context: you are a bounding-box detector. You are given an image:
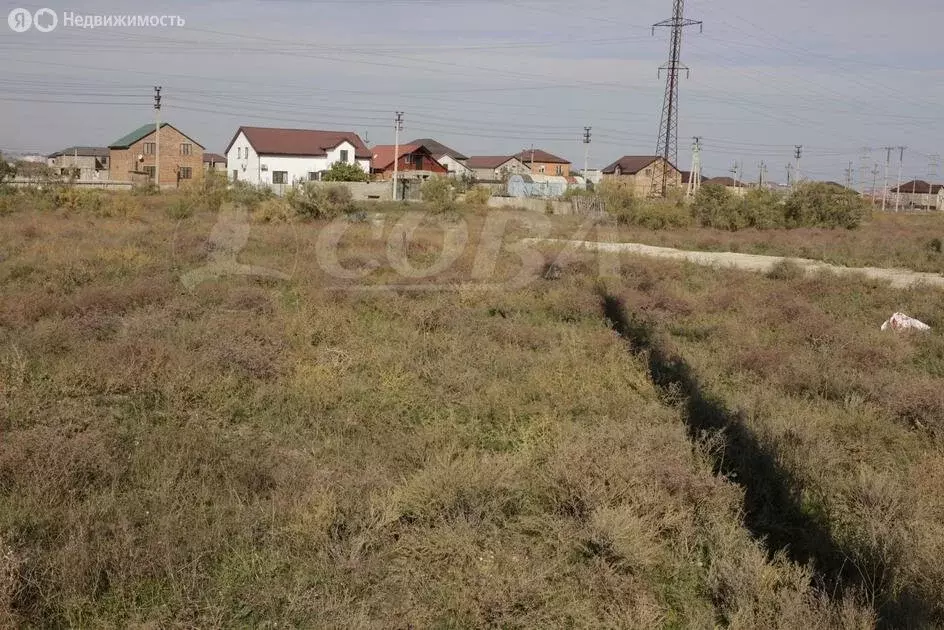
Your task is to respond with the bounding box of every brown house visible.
[370,143,448,181]
[601,155,682,196]
[109,123,205,186]
[513,149,571,177]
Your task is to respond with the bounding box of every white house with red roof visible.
[224,126,372,187]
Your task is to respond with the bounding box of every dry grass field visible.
[586,211,944,274]
[0,191,941,627]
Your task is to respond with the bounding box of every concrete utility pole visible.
[653,0,702,197]
[871,163,880,202]
[154,86,162,188]
[859,147,872,196]
[583,126,592,188]
[730,161,739,188]
[392,111,403,201]
[927,154,941,209]
[687,136,702,197]
[793,145,802,188]
[882,146,893,211]
[895,146,906,212]
[844,161,854,190]
[786,164,794,187]
[758,160,767,188]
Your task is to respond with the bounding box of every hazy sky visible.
[2,0,942,184]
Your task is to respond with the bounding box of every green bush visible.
[166,198,194,220]
[784,182,868,229]
[228,180,274,209]
[321,162,369,182]
[287,182,353,219]
[599,180,691,229]
[464,186,491,206]
[421,177,456,213]
[741,188,785,229]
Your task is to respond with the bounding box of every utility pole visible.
[730,161,739,188]
[859,147,872,196]
[583,127,592,188]
[793,145,802,188]
[786,164,794,187]
[758,160,767,188]
[153,86,162,188]
[895,146,906,212]
[844,161,854,190]
[687,136,702,197]
[882,146,893,211]
[927,154,941,210]
[392,111,403,201]
[653,0,702,197]
[530,144,535,172]
[870,163,880,202]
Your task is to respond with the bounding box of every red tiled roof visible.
[513,149,571,165]
[891,180,944,194]
[224,126,371,159]
[466,155,518,169]
[601,155,663,175]
[371,143,420,170]
[202,152,226,164]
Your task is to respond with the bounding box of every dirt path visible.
[531,239,944,289]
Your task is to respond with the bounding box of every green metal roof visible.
[109,123,168,149]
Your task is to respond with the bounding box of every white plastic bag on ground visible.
[881,312,931,332]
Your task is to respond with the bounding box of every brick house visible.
[601,155,682,196]
[108,123,205,187]
[513,149,572,177]
[370,143,448,181]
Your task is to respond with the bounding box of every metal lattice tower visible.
[653,0,701,197]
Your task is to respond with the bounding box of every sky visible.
[1,0,942,186]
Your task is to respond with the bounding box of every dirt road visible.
[531,239,944,289]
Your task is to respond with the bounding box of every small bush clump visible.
[421,177,456,213]
[228,180,274,209]
[287,182,353,219]
[464,186,491,206]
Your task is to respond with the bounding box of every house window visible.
[179,167,192,180]
[340,149,349,163]
[308,172,319,181]
[272,171,287,184]
[180,143,192,156]
[143,165,156,179]
[538,165,546,174]
[143,142,156,155]
[412,154,423,170]
[645,168,652,176]
[556,165,563,176]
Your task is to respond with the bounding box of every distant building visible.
[891,180,944,211]
[109,123,205,187]
[370,143,448,181]
[409,138,471,178]
[46,147,110,180]
[601,155,682,196]
[702,176,749,197]
[224,126,371,189]
[466,156,530,183]
[507,174,570,198]
[513,149,572,177]
[203,152,227,173]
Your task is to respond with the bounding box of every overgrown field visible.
[0,195,940,627]
[587,210,944,275]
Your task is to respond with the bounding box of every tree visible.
[0,154,18,185]
[321,161,369,182]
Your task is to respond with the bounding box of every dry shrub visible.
[251,197,295,223]
[464,186,491,206]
